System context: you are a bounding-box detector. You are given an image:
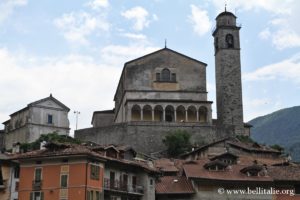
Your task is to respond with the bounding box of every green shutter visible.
[40,192,44,200]
[30,192,33,200]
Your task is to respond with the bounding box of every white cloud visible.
[121,6,151,31]
[272,29,300,50]
[86,0,109,10]
[121,33,147,40]
[100,44,159,66]
[54,11,110,45]
[0,0,27,23]
[212,0,300,49]
[188,5,212,37]
[0,42,160,133]
[211,0,291,14]
[259,28,271,40]
[243,53,300,84]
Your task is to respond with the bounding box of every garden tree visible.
[270,144,285,152]
[20,132,81,152]
[163,130,192,157]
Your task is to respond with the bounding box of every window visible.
[15,181,19,191]
[60,174,68,188]
[95,191,100,200]
[226,34,234,48]
[47,114,53,124]
[90,164,100,180]
[14,166,20,178]
[132,176,137,189]
[156,73,160,81]
[30,192,44,200]
[161,68,171,81]
[34,168,42,182]
[150,178,153,186]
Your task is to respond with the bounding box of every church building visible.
[75,10,249,154]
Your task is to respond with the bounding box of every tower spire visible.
[164,39,167,48]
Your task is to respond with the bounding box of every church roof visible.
[124,47,207,66]
[8,94,70,118]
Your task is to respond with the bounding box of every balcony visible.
[32,180,42,190]
[104,178,144,195]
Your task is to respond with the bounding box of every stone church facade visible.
[75,11,249,154]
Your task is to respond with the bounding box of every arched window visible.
[131,105,141,121]
[226,34,234,48]
[161,68,171,81]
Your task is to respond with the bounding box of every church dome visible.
[216,11,236,19]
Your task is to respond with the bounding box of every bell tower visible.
[213,10,244,135]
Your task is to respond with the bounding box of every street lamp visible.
[74,111,80,130]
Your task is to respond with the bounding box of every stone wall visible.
[75,122,221,154]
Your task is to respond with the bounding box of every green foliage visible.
[163,130,192,157]
[20,132,81,152]
[270,144,284,152]
[236,135,254,143]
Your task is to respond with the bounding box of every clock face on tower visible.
[226,34,234,48]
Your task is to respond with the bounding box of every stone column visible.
[196,110,199,122]
[141,109,143,121]
[152,109,155,121]
[185,110,188,122]
[174,110,177,122]
[163,108,166,121]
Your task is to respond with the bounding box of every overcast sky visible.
[1,0,300,135]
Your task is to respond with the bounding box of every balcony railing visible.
[32,180,42,190]
[104,178,144,195]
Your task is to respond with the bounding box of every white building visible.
[3,94,70,149]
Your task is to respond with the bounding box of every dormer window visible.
[156,68,176,82]
[204,160,228,171]
[240,165,263,177]
[210,152,238,165]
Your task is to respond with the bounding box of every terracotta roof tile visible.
[156,176,195,194]
[183,159,273,182]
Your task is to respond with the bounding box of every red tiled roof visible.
[156,176,195,194]
[11,143,158,173]
[183,159,273,182]
[154,158,179,172]
[268,166,300,181]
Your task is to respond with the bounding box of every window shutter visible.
[41,192,44,200]
[30,192,33,200]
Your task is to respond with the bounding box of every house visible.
[3,94,70,150]
[0,153,19,200]
[13,142,158,200]
[180,137,281,161]
[154,154,300,200]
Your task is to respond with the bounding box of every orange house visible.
[15,143,105,200]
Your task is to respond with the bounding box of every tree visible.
[270,144,284,152]
[20,132,81,152]
[163,130,192,157]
